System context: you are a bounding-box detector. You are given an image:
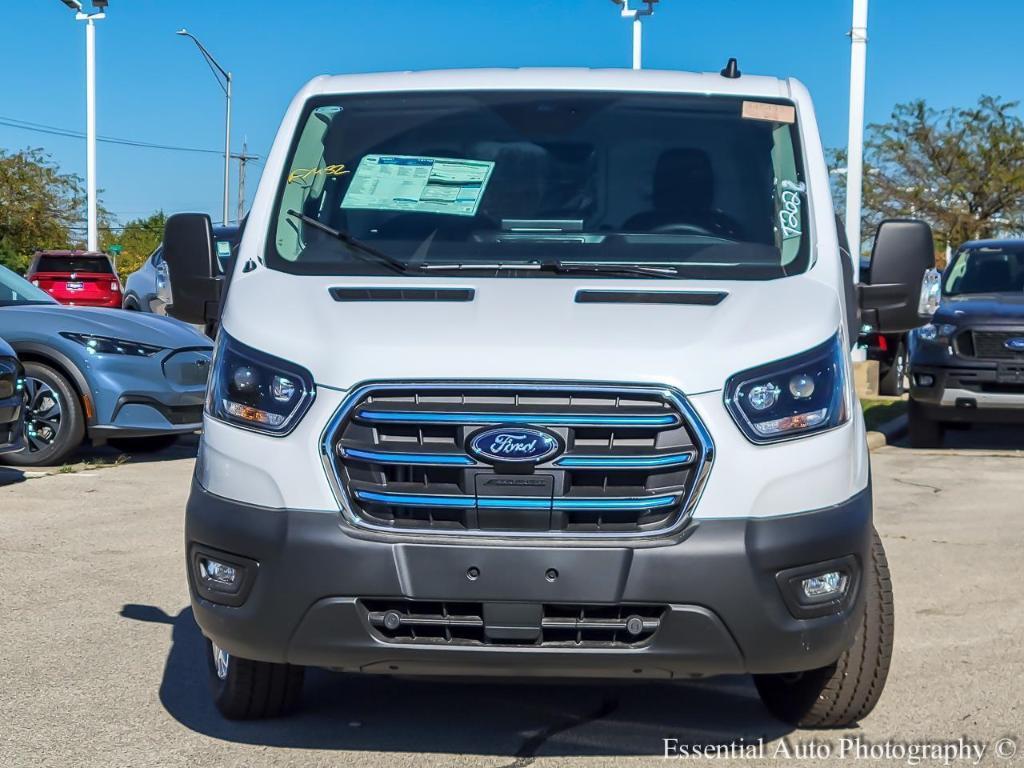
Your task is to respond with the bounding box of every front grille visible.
[362,599,664,647]
[963,330,1024,360]
[324,383,711,537]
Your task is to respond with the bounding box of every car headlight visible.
[60,332,165,357]
[208,333,315,435]
[725,334,851,443]
[919,323,957,344]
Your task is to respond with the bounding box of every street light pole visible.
[611,0,657,70]
[176,29,232,225]
[59,1,106,252]
[845,0,869,283]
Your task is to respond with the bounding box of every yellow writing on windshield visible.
[288,164,350,184]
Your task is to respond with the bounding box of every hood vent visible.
[329,287,475,303]
[575,290,727,306]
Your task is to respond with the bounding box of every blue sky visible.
[2,0,1023,228]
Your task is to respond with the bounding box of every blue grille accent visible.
[354,488,680,511]
[342,447,476,466]
[554,451,696,469]
[356,410,680,428]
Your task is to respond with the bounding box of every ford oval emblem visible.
[468,426,561,465]
[1004,337,1024,352]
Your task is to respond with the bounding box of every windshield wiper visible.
[286,209,411,275]
[418,261,682,279]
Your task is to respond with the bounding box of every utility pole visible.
[59,0,108,252]
[845,0,869,283]
[611,0,658,70]
[177,29,232,225]
[233,138,259,223]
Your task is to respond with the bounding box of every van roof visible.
[303,68,795,100]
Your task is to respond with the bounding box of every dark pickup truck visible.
[908,239,1024,447]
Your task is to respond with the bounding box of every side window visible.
[151,247,164,267]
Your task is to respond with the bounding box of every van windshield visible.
[269,91,810,280]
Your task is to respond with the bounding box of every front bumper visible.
[186,480,872,679]
[911,364,1024,422]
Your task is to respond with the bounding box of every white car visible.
[162,67,932,724]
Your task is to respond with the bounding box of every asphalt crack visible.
[497,697,620,768]
[892,477,944,494]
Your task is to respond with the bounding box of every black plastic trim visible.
[575,290,727,306]
[329,287,475,302]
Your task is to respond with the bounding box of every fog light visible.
[199,558,239,591]
[916,373,935,387]
[801,571,848,600]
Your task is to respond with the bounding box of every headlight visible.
[919,323,957,344]
[725,334,850,443]
[208,334,315,435]
[60,332,165,357]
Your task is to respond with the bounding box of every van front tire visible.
[754,528,894,728]
[206,638,304,720]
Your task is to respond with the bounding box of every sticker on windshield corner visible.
[742,101,796,124]
[778,180,805,239]
[340,155,495,217]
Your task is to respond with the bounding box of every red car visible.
[26,251,122,308]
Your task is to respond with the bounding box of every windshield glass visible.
[944,245,1024,296]
[268,91,810,280]
[0,265,57,306]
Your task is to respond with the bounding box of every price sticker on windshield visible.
[742,101,796,124]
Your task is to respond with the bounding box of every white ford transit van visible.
[164,68,932,725]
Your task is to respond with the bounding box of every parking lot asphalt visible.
[2,428,1022,768]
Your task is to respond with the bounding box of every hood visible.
[936,293,1024,325]
[0,305,211,349]
[221,269,843,395]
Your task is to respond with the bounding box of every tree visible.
[0,148,89,272]
[863,96,1024,251]
[101,211,165,282]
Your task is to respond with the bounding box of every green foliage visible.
[833,96,1024,259]
[102,212,165,282]
[0,148,88,272]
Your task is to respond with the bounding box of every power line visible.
[0,115,260,162]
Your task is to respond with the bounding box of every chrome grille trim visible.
[319,381,715,540]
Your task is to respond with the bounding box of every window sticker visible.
[778,180,805,240]
[341,155,495,217]
[216,240,233,259]
[742,101,796,124]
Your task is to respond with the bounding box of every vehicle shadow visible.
[893,423,1024,452]
[121,603,793,757]
[32,432,200,471]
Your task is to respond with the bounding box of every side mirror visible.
[163,213,221,325]
[859,219,936,334]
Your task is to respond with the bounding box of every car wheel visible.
[878,339,907,397]
[754,528,894,728]
[107,434,180,453]
[205,637,304,720]
[0,362,85,467]
[908,397,944,448]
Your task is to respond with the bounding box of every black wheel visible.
[0,362,85,467]
[755,528,894,728]
[206,637,304,720]
[878,339,907,396]
[122,296,139,311]
[107,434,180,453]
[908,397,944,448]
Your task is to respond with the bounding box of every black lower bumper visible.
[911,364,1024,423]
[186,480,872,679]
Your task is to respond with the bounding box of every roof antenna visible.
[720,57,741,79]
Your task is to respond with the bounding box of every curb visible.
[867,413,909,451]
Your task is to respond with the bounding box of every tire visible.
[755,528,894,728]
[878,339,907,396]
[206,638,304,720]
[0,362,85,467]
[107,434,180,453]
[122,295,139,311]
[908,398,944,448]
